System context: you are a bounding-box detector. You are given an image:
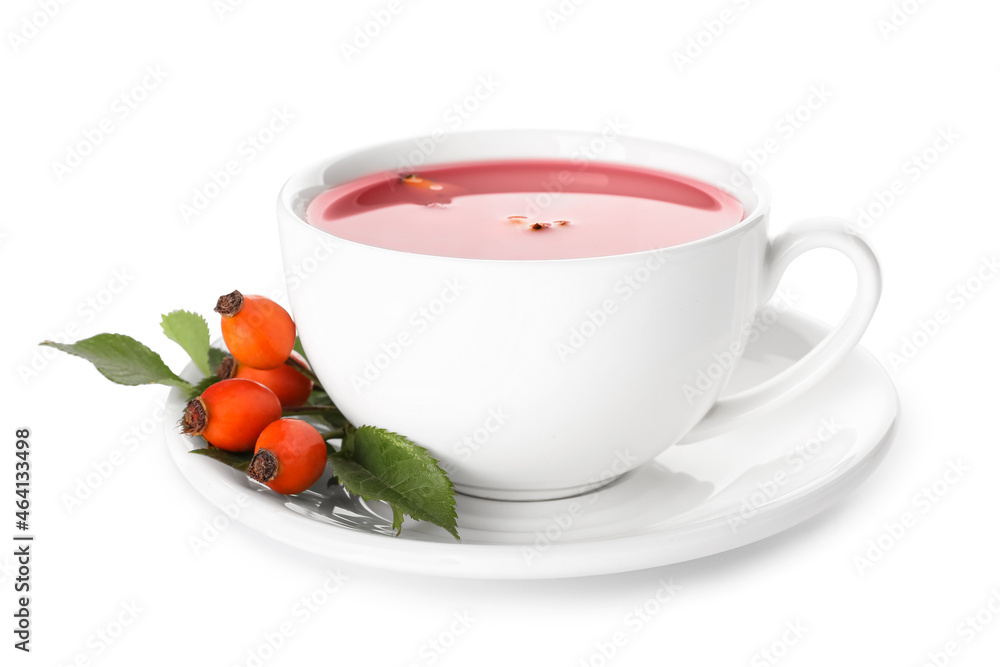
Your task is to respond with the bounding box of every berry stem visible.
[285,355,323,389]
[282,405,343,417]
[317,429,346,441]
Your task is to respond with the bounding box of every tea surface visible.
[306,160,744,260]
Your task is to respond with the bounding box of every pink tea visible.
[305,159,744,260]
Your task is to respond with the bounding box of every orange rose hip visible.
[180,378,282,452]
[247,419,327,495]
[217,352,313,407]
[215,290,296,370]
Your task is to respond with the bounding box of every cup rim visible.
[277,129,772,264]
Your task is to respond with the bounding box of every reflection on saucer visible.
[167,310,898,578]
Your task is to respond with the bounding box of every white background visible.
[3,0,1000,665]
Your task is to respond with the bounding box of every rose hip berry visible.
[180,378,282,452]
[399,173,445,191]
[215,290,296,370]
[216,352,313,408]
[247,419,327,495]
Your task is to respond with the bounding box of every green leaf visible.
[208,347,228,375]
[305,389,348,429]
[318,407,349,430]
[190,447,252,472]
[186,374,221,400]
[327,427,458,539]
[307,388,331,405]
[293,336,309,363]
[390,506,405,536]
[339,428,356,458]
[40,334,192,391]
[161,310,211,376]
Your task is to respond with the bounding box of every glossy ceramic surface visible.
[165,311,898,579]
[277,130,882,499]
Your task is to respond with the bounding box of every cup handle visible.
[679,218,882,442]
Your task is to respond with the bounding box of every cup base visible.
[454,475,624,502]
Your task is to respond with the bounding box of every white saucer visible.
[164,310,898,579]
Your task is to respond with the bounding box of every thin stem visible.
[319,429,346,441]
[286,355,323,389]
[283,405,342,416]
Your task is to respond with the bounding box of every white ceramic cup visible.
[277,130,881,501]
